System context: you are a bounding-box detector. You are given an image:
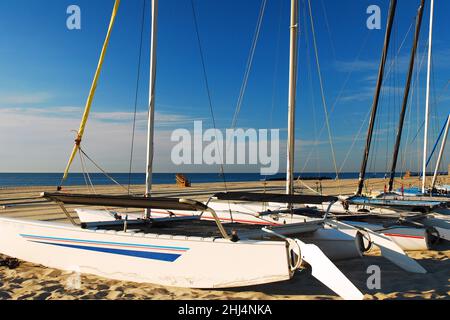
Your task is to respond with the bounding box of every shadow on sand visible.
[219,241,450,300]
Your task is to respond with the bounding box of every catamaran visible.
[301,0,450,246]
[173,0,449,253]
[164,0,450,251]
[348,0,449,209]
[394,114,450,199]
[0,0,374,300]
[71,0,431,275]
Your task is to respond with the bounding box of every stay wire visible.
[231,0,267,129]
[128,0,147,195]
[307,0,340,183]
[79,147,132,193]
[190,0,229,193]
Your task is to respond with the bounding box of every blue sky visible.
[0,0,449,174]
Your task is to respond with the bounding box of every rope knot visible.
[75,135,82,146]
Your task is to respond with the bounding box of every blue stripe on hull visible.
[31,241,182,262]
[20,234,189,251]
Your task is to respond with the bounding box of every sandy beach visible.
[0,177,449,300]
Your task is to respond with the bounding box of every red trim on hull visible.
[151,210,280,226]
[383,233,425,240]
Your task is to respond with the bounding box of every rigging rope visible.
[231,0,267,129]
[319,0,336,60]
[60,0,121,187]
[401,46,428,175]
[339,107,372,174]
[79,149,118,214]
[190,0,229,193]
[302,17,415,181]
[79,147,132,193]
[296,178,322,195]
[79,151,93,193]
[268,0,284,130]
[303,3,320,176]
[307,0,340,182]
[79,151,96,194]
[128,0,147,195]
[403,78,449,169]
[301,30,372,173]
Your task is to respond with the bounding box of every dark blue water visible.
[0,172,398,188]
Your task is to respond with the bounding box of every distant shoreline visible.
[0,172,446,190]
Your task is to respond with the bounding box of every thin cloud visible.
[0,92,53,105]
[335,48,450,75]
[334,60,379,73]
[0,106,210,172]
[341,85,405,102]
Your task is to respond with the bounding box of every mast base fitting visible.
[231,230,240,243]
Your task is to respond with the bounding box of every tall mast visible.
[286,0,299,195]
[422,0,434,194]
[431,115,450,190]
[356,0,397,196]
[145,0,158,217]
[388,0,425,192]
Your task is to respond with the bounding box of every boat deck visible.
[84,218,267,239]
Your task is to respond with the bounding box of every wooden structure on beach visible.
[176,174,191,188]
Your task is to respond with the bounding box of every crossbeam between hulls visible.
[61,0,121,183]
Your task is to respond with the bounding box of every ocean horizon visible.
[0,172,425,188]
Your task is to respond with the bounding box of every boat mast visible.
[388,0,425,192]
[422,0,434,194]
[286,0,299,196]
[145,0,158,218]
[356,0,397,196]
[59,0,121,187]
[431,115,450,190]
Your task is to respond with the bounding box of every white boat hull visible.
[0,217,293,289]
[343,221,430,251]
[77,204,363,261]
[305,202,400,215]
[297,228,362,260]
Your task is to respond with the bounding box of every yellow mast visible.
[61,0,121,183]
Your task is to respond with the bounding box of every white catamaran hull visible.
[204,201,434,252]
[343,221,431,251]
[76,202,432,252]
[77,204,363,261]
[305,201,400,215]
[0,217,293,289]
[302,203,445,251]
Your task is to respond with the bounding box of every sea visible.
[0,172,404,188]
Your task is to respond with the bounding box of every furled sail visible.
[42,192,209,212]
[61,0,121,183]
[213,192,338,205]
